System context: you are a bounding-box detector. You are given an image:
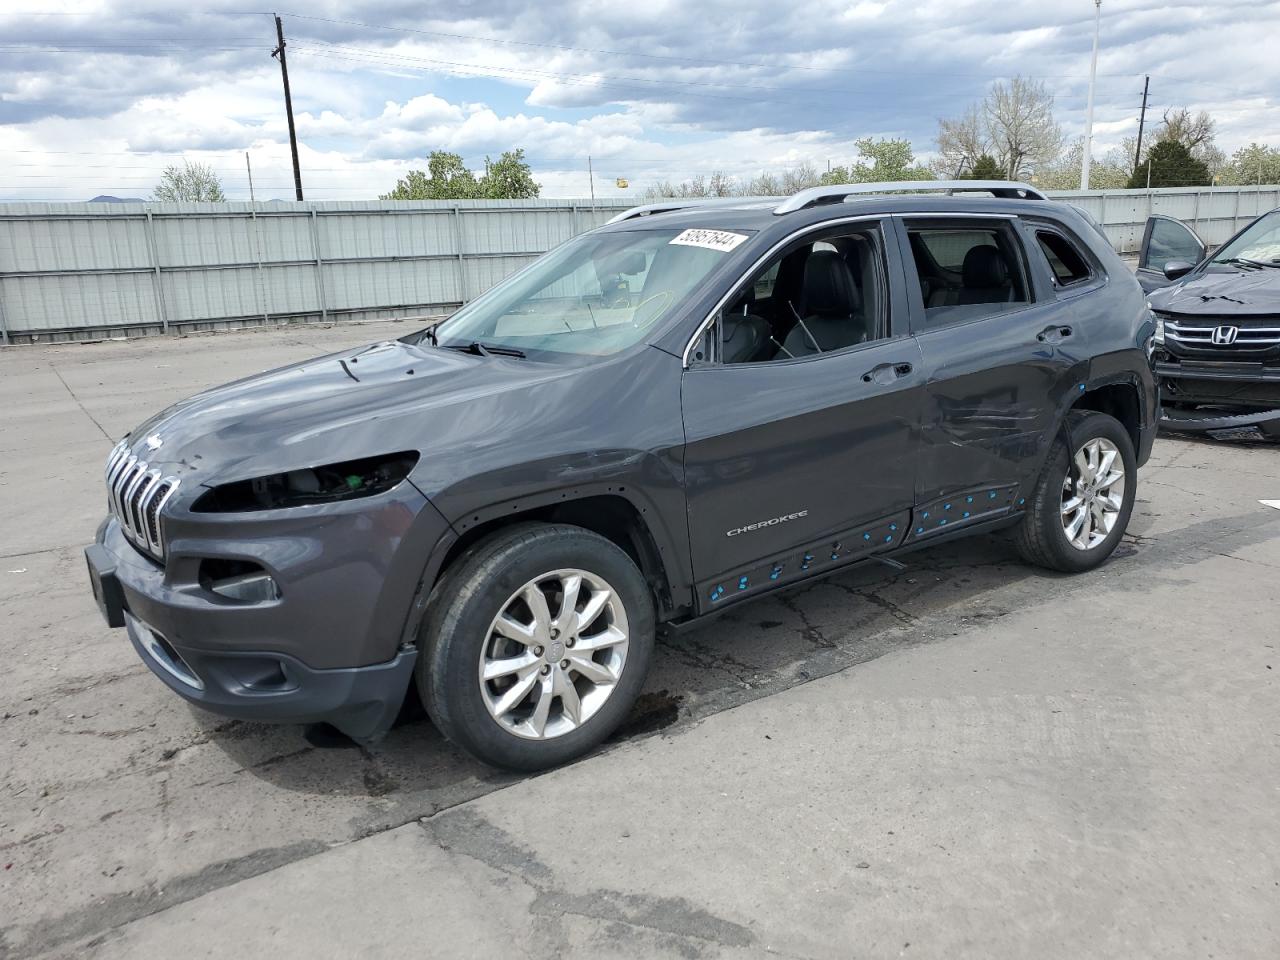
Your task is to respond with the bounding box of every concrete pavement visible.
[2,324,1278,958]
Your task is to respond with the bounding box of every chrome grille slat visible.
[1165,319,1280,347]
[103,441,180,561]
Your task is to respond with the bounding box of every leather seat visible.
[956,245,1014,305]
[781,251,868,356]
[721,312,769,363]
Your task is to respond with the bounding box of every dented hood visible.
[124,339,567,485]
[1150,268,1280,316]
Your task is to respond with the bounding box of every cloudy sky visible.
[2,0,1278,201]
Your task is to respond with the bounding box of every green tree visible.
[820,138,933,184]
[478,149,541,199]
[1219,143,1280,186]
[966,154,1003,180]
[1127,139,1210,189]
[152,161,225,202]
[382,149,542,200]
[382,151,479,199]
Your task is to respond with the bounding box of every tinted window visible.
[1145,218,1202,272]
[720,226,889,364]
[907,225,1030,326]
[1036,231,1092,286]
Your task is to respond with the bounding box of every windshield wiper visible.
[445,341,526,358]
[1216,256,1278,270]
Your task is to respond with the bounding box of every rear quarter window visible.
[1035,230,1093,287]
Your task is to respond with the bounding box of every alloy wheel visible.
[1060,436,1126,550]
[478,568,629,740]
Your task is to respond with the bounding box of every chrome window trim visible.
[681,211,1022,367]
[681,213,888,368]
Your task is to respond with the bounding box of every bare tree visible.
[777,162,822,194]
[984,77,1062,179]
[936,104,988,177]
[1036,137,1129,190]
[152,161,226,202]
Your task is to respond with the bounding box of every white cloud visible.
[1,0,1278,200]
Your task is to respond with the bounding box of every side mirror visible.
[1163,260,1195,281]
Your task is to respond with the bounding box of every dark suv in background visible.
[1138,208,1280,439]
[86,181,1157,771]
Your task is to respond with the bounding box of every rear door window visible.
[905,223,1032,328]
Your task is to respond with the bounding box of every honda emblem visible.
[1210,325,1239,345]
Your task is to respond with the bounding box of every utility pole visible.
[272,14,304,201]
[587,155,596,208]
[1080,0,1102,189]
[1133,75,1150,174]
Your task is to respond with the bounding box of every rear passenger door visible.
[893,216,1090,533]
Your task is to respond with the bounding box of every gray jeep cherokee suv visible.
[85,181,1158,771]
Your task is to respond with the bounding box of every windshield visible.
[428,226,751,358]
[1212,211,1280,265]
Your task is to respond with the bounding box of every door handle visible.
[1037,325,1073,344]
[861,362,913,385]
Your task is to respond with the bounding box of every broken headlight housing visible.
[191,451,419,513]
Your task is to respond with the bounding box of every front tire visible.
[417,523,655,771]
[1013,410,1136,573]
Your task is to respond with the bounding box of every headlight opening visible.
[191,451,419,513]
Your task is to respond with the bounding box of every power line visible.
[275,11,1161,83]
[287,44,1142,110]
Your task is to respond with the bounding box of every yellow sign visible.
[615,178,629,189]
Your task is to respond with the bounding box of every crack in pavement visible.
[47,362,114,444]
[419,808,768,957]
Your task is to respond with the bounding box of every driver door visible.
[680,219,922,613]
[1137,215,1206,292]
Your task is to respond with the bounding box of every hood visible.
[126,339,568,485]
[1149,268,1280,316]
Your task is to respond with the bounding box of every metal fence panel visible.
[2,189,1277,344]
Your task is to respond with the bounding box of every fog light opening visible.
[200,558,281,603]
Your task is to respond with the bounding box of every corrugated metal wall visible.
[1052,185,1280,254]
[2,188,1278,343]
[0,199,631,342]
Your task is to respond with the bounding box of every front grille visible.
[1160,312,1280,351]
[104,440,180,560]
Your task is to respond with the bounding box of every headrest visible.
[962,245,1010,288]
[801,251,861,317]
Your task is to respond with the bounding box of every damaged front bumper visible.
[1155,358,1280,440]
[1159,405,1280,440]
[88,504,435,742]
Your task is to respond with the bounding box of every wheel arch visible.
[431,488,690,626]
[1071,377,1143,454]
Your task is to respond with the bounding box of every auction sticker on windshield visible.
[669,228,749,252]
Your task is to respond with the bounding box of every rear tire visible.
[1013,410,1136,573]
[417,523,655,771]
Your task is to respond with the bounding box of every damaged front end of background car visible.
[1138,209,1280,441]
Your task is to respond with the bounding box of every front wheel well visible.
[1072,382,1141,452]
[435,495,675,618]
